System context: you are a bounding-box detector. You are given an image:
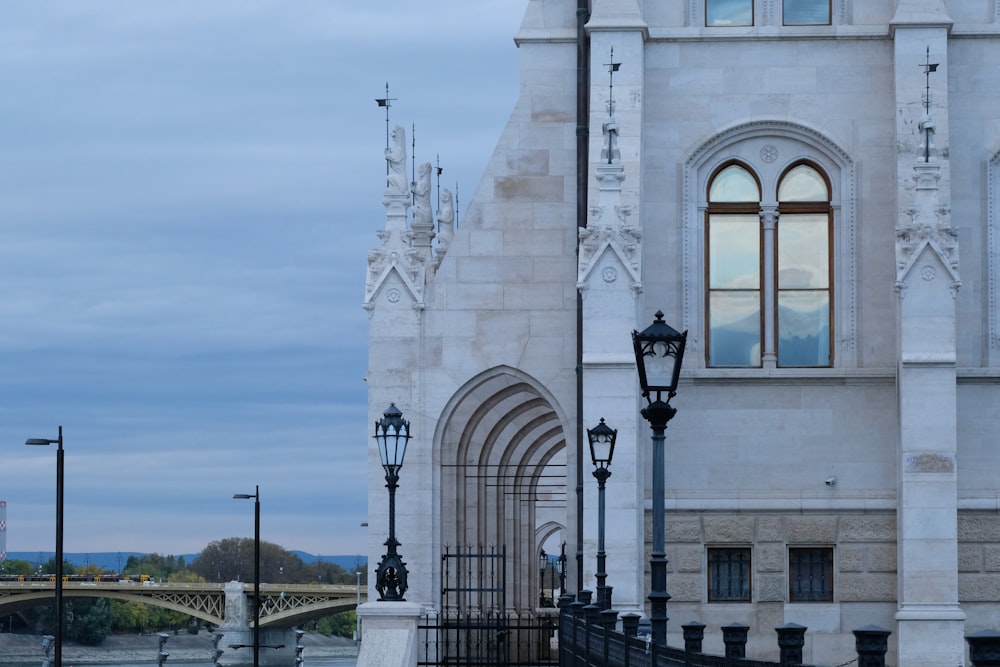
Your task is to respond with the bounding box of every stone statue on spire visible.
[385,125,409,195]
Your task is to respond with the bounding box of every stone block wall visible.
[635,510,899,659]
[650,511,897,605]
[959,512,1000,631]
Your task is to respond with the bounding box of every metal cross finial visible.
[375,82,397,174]
[920,47,939,163]
[605,46,621,117]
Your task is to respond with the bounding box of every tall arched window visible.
[706,161,832,367]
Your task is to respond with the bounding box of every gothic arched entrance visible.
[435,366,568,614]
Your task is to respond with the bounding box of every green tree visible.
[123,553,189,581]
[40,557,75,575]
[307,559,351,584]
[67,598,113,645]
[0,559,35,576]
[313,611,356,638]
[110,600,151,634]
[191,538,310,583]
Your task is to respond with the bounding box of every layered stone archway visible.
[434,366,568,613]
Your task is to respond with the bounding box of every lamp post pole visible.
[355,571,362,640]
[588,418,617,611]
[632,311,687,647]
[25,426,64,667]
[539,550,548,607]
[642,401,674,644]
[233,486,261,667]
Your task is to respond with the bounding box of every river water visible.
[7,659,357,667]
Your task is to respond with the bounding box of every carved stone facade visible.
[364,1,1000,665]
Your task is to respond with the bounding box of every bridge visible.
[0,580,366,628]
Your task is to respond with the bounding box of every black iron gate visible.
[418,545,558,667]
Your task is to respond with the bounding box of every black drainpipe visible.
[574,0,590,595]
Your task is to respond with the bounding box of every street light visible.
[538,550,548,606]
[233,485,261,667]
[587,417,617,611]
[355,570,361,641]
[632,310,687,646]
[25,426,64,667]
[373,403,410,601]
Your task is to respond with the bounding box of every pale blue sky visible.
[0,1,524,558]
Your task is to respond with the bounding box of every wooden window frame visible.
[705,160,834,368]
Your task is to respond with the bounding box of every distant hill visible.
[5,551,365,573]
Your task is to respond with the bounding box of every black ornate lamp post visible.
[25,426,64,667]
[558,543,567,596]
[232,486,261,667]
[373,403,411,601]
[538,550,548,606]
[632,311,687,646]
[587,418,617,611]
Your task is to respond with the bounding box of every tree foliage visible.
[123,553,188,581]
[68,598,114,645]
[313,610,356,638]
[190,537,355,584]
[0,558,35,575]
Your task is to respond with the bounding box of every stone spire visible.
[364,124,427,315]
[578,50,642,297]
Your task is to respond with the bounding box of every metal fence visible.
[557,593,892,667]
[419,610,559,667]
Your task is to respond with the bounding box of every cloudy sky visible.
[0,1,525,560]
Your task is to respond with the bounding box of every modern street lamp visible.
[632,310,687,646]
[232,485,261,667]
[355,570,362,641]
[587,417,617,611]
[373,403,411,601]
[25,426,64,667]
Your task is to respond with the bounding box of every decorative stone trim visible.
[682,120,858,364]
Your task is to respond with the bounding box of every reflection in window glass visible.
[709,292,761,367]
[783,0,830,25]
[777,291,830,366]
[709,215,760,289]
[778,214,828,289]
[707,0,753,26]
[778,165,828,201]
[709,165,760,202]
[708,209,761,368]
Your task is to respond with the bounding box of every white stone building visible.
[363,1,1000,664]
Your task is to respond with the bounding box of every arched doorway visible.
[436,366,568,614]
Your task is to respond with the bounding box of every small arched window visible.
[706,162,832,367]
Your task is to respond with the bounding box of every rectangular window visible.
[708,213,762,367]
[777,212,831,366]
[788,547,833,602]
[707,0,753,26]
[783,0,831,25]
[708,548,752,602]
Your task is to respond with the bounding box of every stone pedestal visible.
[357,601,423,667]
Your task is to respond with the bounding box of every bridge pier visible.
[218,627,299,666]
[217,581,300,666]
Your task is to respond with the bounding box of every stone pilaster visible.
[891,2,966,664]
[579,0,647,615]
